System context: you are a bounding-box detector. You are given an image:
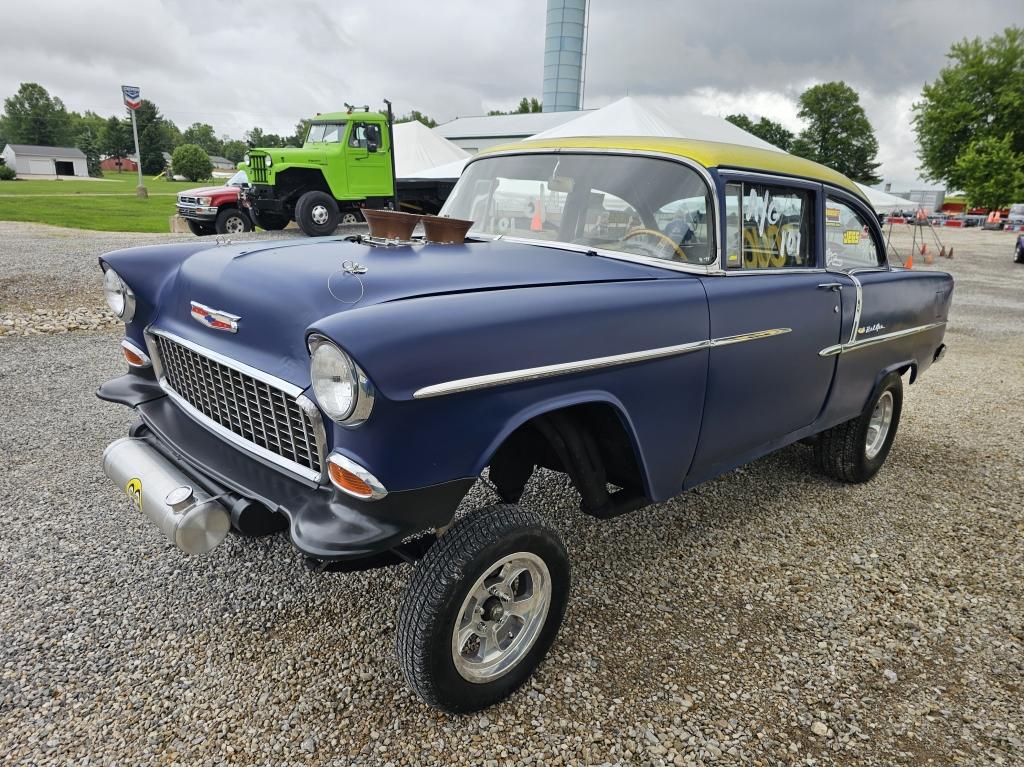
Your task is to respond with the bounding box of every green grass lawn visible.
[0,171,209,233]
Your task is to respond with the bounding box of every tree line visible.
[0,83,312,177]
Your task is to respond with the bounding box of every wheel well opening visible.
[487,403,647,518]
[275,168,331,203]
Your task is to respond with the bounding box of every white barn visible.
[1,144,88,177]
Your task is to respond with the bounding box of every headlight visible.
[243,153,250,165]
[196,196,212,206]
[102,267,136,322]
[309,336,373,425]
[264,155,272,168]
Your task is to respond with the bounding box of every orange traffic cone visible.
[904,253,913,269]
[530,198,543,231]
[919,243,928,255]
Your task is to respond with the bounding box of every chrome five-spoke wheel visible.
[396,504,569,713]
[865,389,894,459]
[452,552,552,683]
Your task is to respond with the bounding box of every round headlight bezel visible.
[264,155,272,168]
[102,266,136,322]
[308,335,374,426]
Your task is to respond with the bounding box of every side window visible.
[825,198,881,270]
[348,122,368,149]
[725,182,814,269]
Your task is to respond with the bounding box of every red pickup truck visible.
[177,171,278,236]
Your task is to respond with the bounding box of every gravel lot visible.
[1,222,1022,766]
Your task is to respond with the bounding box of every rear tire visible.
[396,504,570,713]
[186,219,214,236]
[214,207,252,235]
[340,208,363,226]
[295,191,340,236]
[815,372,903,483]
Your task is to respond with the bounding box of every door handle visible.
[817,282,844,291]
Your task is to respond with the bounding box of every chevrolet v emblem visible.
[190,301,240,333]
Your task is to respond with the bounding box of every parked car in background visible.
[177,171,259,236]
[1014,233,1024,264]
[1008,203,1024,227]
[97,137,953,712]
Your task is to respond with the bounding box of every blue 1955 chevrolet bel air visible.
[97,137,953,712]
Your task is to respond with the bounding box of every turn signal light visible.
[121,339,150,368]
[328,462,373,498]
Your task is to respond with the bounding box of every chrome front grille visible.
[151,333,324,478]
[178,195,198,205]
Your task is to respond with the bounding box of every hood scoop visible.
[359,208,474,247]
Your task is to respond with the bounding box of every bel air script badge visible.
[190,301,240,333]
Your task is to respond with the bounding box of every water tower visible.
[542,0,588,112]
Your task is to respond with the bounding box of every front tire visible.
[1015,241,1024,264]
[396,504,570,713]
[295,191,340,236]
[214,207,252,235]
[815,372,903,483]
[186,219,214,236]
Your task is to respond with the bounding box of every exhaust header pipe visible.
[102,437,230,555]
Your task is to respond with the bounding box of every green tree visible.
[245,127,286,147]
[953,134,1024,209]
[75,128,103,177]
[789,82,881,184]
[395,110,438,128]
[182,122,222,155]
[487,97,543,116]
[70,110,106,141]
[222,139,248,164]
[1,82,72,146]
[725,114,794,151]
[171,144,213,181]
[99,116,133,172]
[131,99,180,152]
[139,123,167,175]
[290,119,311,146]
[913,27,1024,188]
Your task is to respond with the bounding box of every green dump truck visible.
[239,102,454,236]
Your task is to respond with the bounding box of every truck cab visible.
[241,109,397,235]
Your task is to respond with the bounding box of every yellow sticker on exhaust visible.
[126,477,143,512]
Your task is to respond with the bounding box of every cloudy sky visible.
[2,0,1022,188]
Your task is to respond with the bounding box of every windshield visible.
[228,170,248,187]
[440,153,714,265]
[305,122,345,144]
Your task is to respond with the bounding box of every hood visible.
[152,237,673,387]
[252,145,322,165]
[178,183,238,197]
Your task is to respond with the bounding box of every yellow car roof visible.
[478,136,868,203]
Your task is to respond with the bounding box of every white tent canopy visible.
[393,120,469,178]
[855,183,916,213]
[525,96,782,152]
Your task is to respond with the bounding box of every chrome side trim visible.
[413,328,791,399]
[121,338,151,368]
[327,453,388,500]
[845,272,864,344]
[819,322,946,357]
[158,380,323,483]
[149,328,304,398]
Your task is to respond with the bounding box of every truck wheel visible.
[396,504,569,713]
[815,372,903,483]
[295,191,340,236]
[215,207,252,235]
[186,220,214,236]
[340,208,363,226]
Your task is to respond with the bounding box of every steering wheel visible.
[620,227,688,262]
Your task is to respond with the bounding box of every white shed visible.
[1,144,89,177]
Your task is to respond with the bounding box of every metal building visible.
[543,0,588,112]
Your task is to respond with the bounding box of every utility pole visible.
[122,85,148,199]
